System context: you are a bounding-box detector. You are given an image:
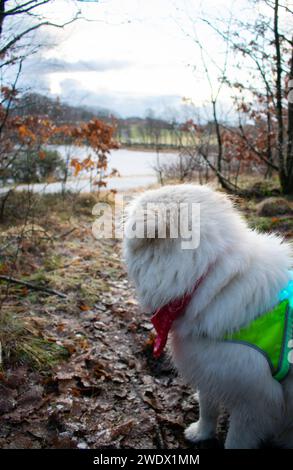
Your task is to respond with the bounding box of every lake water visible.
[2,147,178,193]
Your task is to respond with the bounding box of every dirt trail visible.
[0,216,228,449]
[1,190,292,449]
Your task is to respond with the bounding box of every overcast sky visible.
[7,0,290,119]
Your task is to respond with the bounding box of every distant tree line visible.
[12,93,113,125]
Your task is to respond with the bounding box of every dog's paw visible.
[184,420,216,443]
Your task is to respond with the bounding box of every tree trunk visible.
[265,90,273,179]
[0,0,5,38]
[284,38,293,194]
[212,100,223,175]
[274,0,288,192]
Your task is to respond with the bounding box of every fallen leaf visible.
[79,304,91,312]
[110,419,135,439]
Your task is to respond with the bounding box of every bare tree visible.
[272,0,293,193]
[200,0,293,194]
[0,1,80,56]
[0,1,81,214]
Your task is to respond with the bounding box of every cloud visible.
[15,56,132,99]
[12,53,131,103]
[24,57,132,75]
[56,78,193,119]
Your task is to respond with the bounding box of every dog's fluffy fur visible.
[123,184,293,449]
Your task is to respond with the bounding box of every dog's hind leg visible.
[271,375,293,448]
[184,390,219,443]
[225,400,282,449]
[274,427,293,448]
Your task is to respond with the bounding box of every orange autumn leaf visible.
[18,125,28,137]
[21,287,29,296]
[71,159,83,176]
[79,304,91,311]
[144,332,156,348]
[57,323,65,332]
[83,157,94,169]
[18,125,36,142]
[78,338,89,349]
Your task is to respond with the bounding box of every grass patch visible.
[238,177,281,197]
[246,214,293,236]
[0,311,69,369]
[248,216,276,232]
[0,189,116,228]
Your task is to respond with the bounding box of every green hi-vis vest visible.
[224,276,293,382]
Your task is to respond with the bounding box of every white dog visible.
[123,184,293,449]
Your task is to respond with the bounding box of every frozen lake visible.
[1,147,178,193]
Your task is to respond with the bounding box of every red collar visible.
[151,275,205,357]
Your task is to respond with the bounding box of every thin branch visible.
[200,17,276,105]
[0,58,23,134]
[4,1,51,17]
[0,275,67,298]
[221,122,279,171]
[0,15,80,56]
[264,0,293,15]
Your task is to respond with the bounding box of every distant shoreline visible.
[119,143,180,154]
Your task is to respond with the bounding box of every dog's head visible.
[123,184,247,313]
